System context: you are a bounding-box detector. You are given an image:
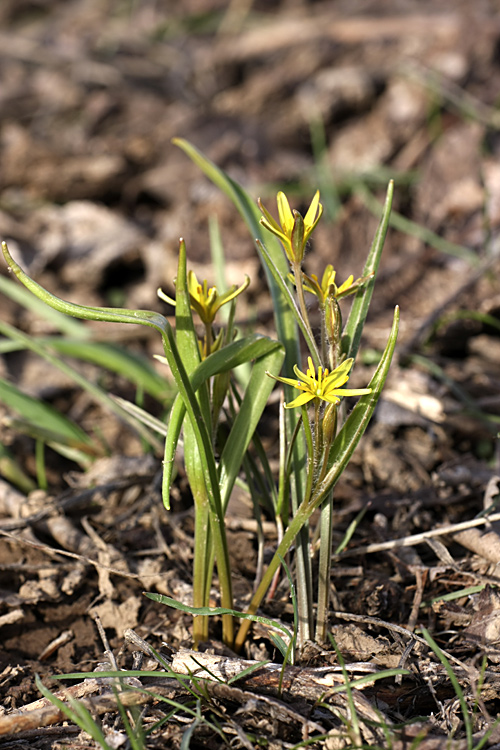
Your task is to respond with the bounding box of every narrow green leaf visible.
[0,318,163,452]
[46,338,172,403]
[218,342,285,511]
[0,377,93,446]
[35,675,113,749]
[0,442,36,493]
[143,592,294,643]
[420,627,473,748]
[0,274,89,338]
[342,180,393,361]
[111,395,169,436]
[356,181,479,267]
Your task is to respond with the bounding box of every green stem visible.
[292,262,316,358]
[315,492,333,643]
[234,503,312,652]
[192,502,210,646]
[295,405,314,643]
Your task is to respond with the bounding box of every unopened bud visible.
[291,212,305,264]
[324,296,342,369]
[322,402,338,446]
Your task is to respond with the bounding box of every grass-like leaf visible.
[143,592,294,644]
[0,317,163,451]
[420,627,473,748]
[0,274,89,338]
[0,376,97,469]
[162,333,283,507]
[35,674,113,749]
[342,180,393,362]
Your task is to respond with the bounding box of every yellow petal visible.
[277,192,294,235]
[285,391,315,409]
[304,190,321,229]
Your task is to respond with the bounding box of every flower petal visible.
[323,358,353,389]
[277,192,295,235]
[258,199,282,234]
[157,288,176,306]
[266,371,306,389]
[304,190,321,228]
[293,362,317,388]
[214,276,250,310]
[284,391,315,409]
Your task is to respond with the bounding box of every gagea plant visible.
[2,139,398,651]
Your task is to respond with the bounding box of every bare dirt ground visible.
[2,0,500,747]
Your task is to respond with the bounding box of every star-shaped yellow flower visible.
[159,271,249,326]
[299,265,372,307]
[258,190,323,264]
[267,356,371,409]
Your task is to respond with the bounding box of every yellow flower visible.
[300,265,372,307]
[267,356,371,409]
[258,190,323,264]
[159,271,249,326]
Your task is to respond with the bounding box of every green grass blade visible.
[143,592,294,644]
[111,395,169,436]
[0,442,37,493]
[218,341,285,511]
[174,238,216,643]
[356,181,479,267]
[0,318,163,452]
[46,338,173,403]
[0,377,93,447]
[0,274,90,338]
[328,635,361,745]
[35,675,113,749]
[420,627,473,748]
[343,180,393,361]
[180,700,202,750]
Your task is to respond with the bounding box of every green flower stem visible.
[257,240,321,369]
[234,502,312,652]
[315,491,333,643]
[291,261,317,360]
[302,404,315,504]
[192,505,211,644]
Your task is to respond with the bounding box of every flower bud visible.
[322,402,338,447]
[324,295,342,369]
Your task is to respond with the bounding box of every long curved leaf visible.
[0,377,93,447]
[342,180,393,361]
[0,318,163,452]
[218,341,284,511]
